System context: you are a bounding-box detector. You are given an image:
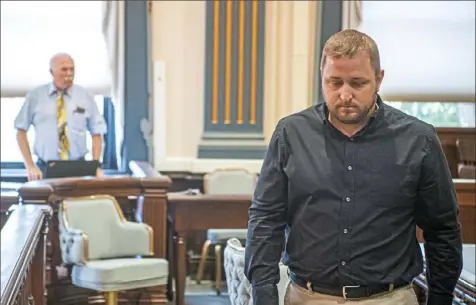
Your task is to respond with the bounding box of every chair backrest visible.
[59,195,130,260]
[204,168,257,195]
[224,238,253,305]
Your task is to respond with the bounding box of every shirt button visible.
[347,166,353,171]
[349,137,354,141]
[341,261,346,266]
[345,197,351,202]
[343,229,348,234]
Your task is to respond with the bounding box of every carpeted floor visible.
[176,295,231,305]
[167,279,231,305]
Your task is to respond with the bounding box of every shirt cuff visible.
[426,293,454,305]
[252,284,279,305]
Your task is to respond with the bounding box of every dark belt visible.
[289,273,409,300]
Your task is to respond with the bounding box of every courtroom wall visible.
[150,1,318,173]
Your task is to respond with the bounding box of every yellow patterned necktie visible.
[57,90,70,160]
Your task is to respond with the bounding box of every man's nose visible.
[339,84,353,101]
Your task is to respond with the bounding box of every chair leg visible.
[105,291,117,305]
[214,244,222,296]
[196,240,211,284]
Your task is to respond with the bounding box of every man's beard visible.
[329,98,376,125]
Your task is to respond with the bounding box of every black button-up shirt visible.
[245,97,463,305]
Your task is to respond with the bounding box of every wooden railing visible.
[1,183,21,229]
[1,205,52,305]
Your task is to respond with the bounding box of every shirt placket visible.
[338,136,357,281]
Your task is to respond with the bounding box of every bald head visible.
[49,53,73,70]
[49,53,75,90]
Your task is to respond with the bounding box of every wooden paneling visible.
[436,127,476,178]
[1,205,51,305]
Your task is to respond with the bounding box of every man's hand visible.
[96,167,104,177]
[27,165,43,181]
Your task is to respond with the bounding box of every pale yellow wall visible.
[151,1,319,173]
[151,0,205,160]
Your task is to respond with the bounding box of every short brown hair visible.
[320,29,381,77]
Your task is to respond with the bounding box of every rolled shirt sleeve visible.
[86,94,107,135]
[14,92,34,131]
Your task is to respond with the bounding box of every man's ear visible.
[376,69,385,91]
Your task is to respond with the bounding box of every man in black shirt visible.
[244,29,462,305]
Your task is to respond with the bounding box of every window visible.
[1,1,111,97]
[1,1,116,170]
[384,101,475,128]
[358,1,475,128]
[0,96,106,165]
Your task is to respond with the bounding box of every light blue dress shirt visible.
[14,83,107,161]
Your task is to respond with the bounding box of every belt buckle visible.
[342,285,360,300]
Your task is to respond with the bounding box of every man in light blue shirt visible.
[14,53,107,180]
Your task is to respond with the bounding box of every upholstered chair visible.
[224,238,289,305]
[195,168,257,295]
[58,195,168,305]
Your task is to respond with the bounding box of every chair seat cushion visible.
[72,258,168,291]
[207,229,247,243]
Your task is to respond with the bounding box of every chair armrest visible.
[117,222,154,257]
[59,227,88,265]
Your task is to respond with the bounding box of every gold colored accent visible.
[308,0,318,107]
[237,0,245,124]
[143,223,154,256]
[224,0,233,124]
[147,0,152,14]
[81,232,89,261]
[250,0,258,125]
[214,244,222,293]
[196,240,211,283]
[106,291,118,305]
[212,0,220,124]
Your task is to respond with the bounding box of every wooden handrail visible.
[18,176,171,202]
[1,204,52,305]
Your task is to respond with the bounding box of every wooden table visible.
[167,193,251,305]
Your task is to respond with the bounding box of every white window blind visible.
[358,1,475,102]
[0,1,111,97]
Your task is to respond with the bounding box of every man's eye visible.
[351,82,367,88]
